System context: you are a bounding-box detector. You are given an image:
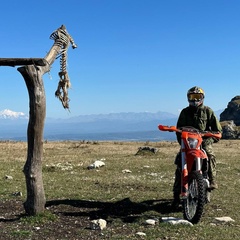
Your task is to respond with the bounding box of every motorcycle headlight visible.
[187,138,198,148]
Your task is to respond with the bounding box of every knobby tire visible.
[183,171,205,224]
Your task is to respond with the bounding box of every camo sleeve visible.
[206,107,222,142]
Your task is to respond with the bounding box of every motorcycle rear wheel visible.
[183,171,205,224]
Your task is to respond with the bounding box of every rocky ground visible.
[1,199,114,240]
[0,140,239,239]
[0,197,177,240]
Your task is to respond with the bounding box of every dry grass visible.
[0,140,240,239]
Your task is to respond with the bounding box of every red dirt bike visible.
[158,125,221,224]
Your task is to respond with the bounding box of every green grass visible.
[20,211,58,225]
[11,230,32,238]
[0,140,240,239]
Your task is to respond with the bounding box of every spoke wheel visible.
[183,171,205,224]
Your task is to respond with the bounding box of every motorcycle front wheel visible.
[183,171,205,224]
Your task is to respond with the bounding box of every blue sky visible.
[1,0,240,118]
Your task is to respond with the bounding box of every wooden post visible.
[0,25,77,215]
[18,65,47,214]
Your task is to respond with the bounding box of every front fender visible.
[186,149,207,159]
[185,149,207,173]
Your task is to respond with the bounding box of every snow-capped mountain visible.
[0,109,28,120]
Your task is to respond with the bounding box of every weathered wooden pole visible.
[18,64,47,215]
[0,25,77,215]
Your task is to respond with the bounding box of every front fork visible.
[181,143,188,198]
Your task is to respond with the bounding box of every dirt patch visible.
[0,198,174,240]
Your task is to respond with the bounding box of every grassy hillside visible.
[0,140,239,239]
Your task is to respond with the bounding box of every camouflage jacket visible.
[176,105,222,144]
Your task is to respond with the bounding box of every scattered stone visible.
[47,162,74,171]
[161,217,193,226]
[122,169,132,173]
[135,146,158,155]
[88,159,105,169]
[5,175,13,180]
[210,223,217,226]
[90,219,107,230]
[148,172,158,177]
[145,219,157,225]
[215,216,235,223]
[136,232,146,236]
[12,191,22,197]
[57,162,73,171]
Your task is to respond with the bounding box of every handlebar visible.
[158,125,222,139]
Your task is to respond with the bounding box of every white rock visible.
[122,169,132,173]
[161,216,177,221]
[173,219,193,226]
[136,232,146,236]
[5,175,13,180]
[145,219,156,225]
[87,164,95,169]
[161,217,193,226]
[148,172,158,177]
[12,191,23,196]
[90,219,107,230]
[215,217,235,223]
[210,223,217,226]
[88,160,105,169]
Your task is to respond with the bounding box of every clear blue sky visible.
[1,0,240,118]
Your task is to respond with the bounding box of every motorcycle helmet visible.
[187,86,205,107]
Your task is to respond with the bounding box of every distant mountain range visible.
[0,109,223,141]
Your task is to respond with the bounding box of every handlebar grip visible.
[158,125,177,132]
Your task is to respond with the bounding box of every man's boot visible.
[208,168,218,189]
[210,179,218,190]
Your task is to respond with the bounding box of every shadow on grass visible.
[46,197,180,223]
